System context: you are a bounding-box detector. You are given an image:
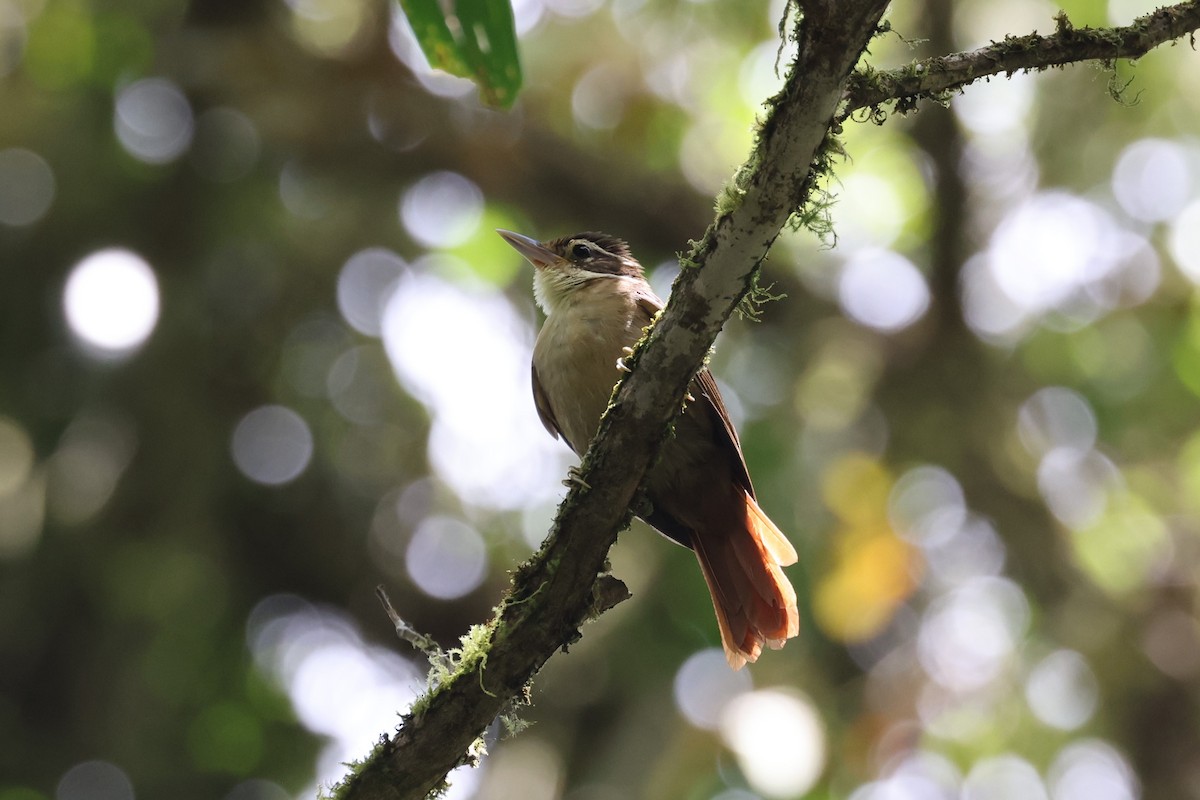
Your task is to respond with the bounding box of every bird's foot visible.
[563,466,591,490]
[615,346,635,373]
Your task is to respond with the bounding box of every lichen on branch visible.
[842,2,1200,120]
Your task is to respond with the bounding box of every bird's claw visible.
[616,346,636,373]
[563,466,591,490]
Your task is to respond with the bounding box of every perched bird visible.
[498,229,799,669]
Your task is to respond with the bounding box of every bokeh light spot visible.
[382,270,569,509]
[1048,740,1138,800]
[63,248,160,355]
[572,65,627,130]
[962,755,1048,800]
[482,738,563,800]
[838,249,930,333]
[1168,199,1200,284]
[190,107,261,183]
[47,412,137,526]
[837,173,907,248]
[56,760,134,800]
[0,416,35,496]
[673,648,753,730]
[822,453,892,527]
[114,77,194,164]
[1018,387,1097,458]
[405,515,488,600]
[986,193,1126,320]
[286,0,369,57]
[24,5,94,90]
[720,689,826,799]
[337,248,407,336]
[888,465,966,548]
[953,72,1033,135]
[0,4,27,78]
[0,147,56,226]
[918,577,1029,692]
[1111,138,1191,222]
[230,405,314,486]
[1141,608,1200,679]
[245,597,436,791]
[815,529,916,642]
[1037,448,1118,530]
[1025,649,1098,730]
[399,171,483,248]
[1069,491,1169,595]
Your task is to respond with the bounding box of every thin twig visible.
[842,2,1200,118]
[375,585,445,660]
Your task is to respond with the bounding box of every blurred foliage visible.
[2,1,1200,799]
[395,0,522,107]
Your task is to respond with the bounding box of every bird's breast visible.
[532,282,646,455]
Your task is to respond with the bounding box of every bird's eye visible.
[570,242,592,260]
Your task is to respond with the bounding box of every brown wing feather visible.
[692,368,754,498]
[633,285,754,497]
[533,364,577,452]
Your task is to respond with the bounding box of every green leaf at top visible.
[396,0,523,108]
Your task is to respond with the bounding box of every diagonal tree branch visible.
[334,1,1200,798]
[843,2,1200,118]
[333,1,890,798]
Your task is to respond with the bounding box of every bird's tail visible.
[691,491,799,670]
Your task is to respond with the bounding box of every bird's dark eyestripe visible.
[550,231,644,278]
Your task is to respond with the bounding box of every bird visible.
[498,228,799,669]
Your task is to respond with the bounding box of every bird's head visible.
[497,229,645,314]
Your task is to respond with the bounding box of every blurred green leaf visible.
[397,0,523,108]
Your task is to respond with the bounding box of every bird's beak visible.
[497,229,558,270]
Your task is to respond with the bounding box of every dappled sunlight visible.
[244,596,477,795]
[719,689,826,799]
[400,172,485,249]
[673,648,753,731]
[837,248,931,333]
[381,271,571,510]
[6,0,1200,797]
[1111,138,1192,223]
[1049,741,1140,800]
[963,190,1163,340]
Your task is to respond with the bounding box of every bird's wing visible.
[692,367,754,497]
[532,363,577,451]
[633,286,755,499]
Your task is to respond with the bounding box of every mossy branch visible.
[332,2,891,798]
[842,2,1200,119]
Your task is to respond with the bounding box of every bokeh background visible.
[3,0,1200,798]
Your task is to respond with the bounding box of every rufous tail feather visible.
[692,491,799,670]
